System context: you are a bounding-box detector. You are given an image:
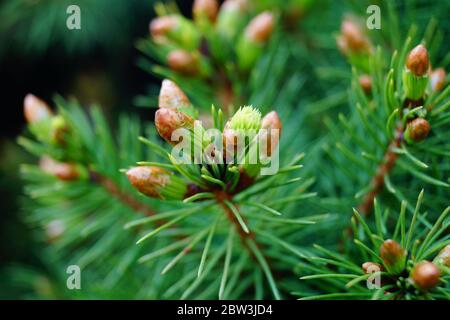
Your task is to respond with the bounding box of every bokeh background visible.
[0,0,198,298]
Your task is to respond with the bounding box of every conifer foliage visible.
[10,0,450,300]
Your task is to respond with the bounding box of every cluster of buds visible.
[23,94,68,146]
[403,44,430,101]
[379,239,407,275]
[128,79,282,199]
[410,261,441,291]
[148,0,275,77]
[336,17,372,71]
[126,166,187,200]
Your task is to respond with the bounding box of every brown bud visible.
[167,50,199,76]
[24,94,53,124]
[260,111,282,156]
[362,262,382,274]
[126,166,171,199]
[405,118,430,143]
[435,245,450,267]
[411,261,441,291]
[245,11,274,43]
[429,68,446,92]
[337,18,371,55]
[155,108,194,144]
[406,44,430,77]
[380,239,406,273]
[158,79,190,110]
[359,74,372,94]
[193,0,219,22]
[149,15,179,42]
[39,156,79,181]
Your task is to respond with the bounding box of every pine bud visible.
[434,245,450,268]
[149,15,179,42]
[245,12,274,43]
[260,111,282,157]
[362,262,382,274]
[359,74,372,94]
[229,106,262,131]
[411,261,441,291]
[380,239,406,274]
[406,45,430,77]
[429,68,446,92]
[155,108,195,144]
[167,50,199,76]
[39,156,79,181]
[23,94,53,124]
[159,79,191,110]
[404,118,430,144]
[150,15,200,50]
[126,166,187,200]
[236,12,274,70]
[193,0,219,23]
[337,18,371,55]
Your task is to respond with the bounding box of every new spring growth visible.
[126,166,187,200]
[411,261,441,291]
[159,80,191,110]
[429,68,446,92]
[39,156,80,181]
[404,117,430,144]
[336,17,372,71]
[23,94,67,146]
[24,94,53,124]
[149,15,200,50]
[155,108,195,145]
[403,44,430,100]
[193,0,219,23]
[236,12,275,70]
[167,50,199,76]
[380,239,406,275]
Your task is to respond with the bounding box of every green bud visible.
[229,106,261,131]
